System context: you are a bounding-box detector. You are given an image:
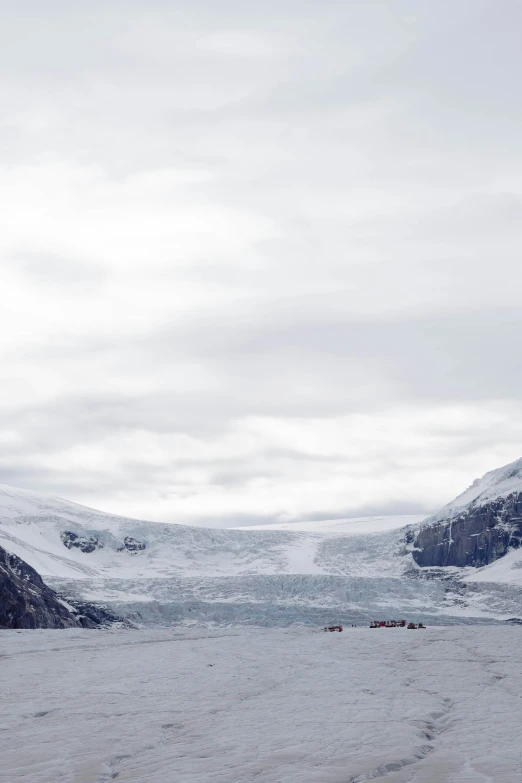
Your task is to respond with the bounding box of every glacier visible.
[1,481,522,624]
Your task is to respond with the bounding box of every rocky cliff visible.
[0,545,97,629]
[413,457,522,568]
[413,492,522,567]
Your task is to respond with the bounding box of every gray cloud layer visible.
[1,1,521,525]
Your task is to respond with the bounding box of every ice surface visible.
[1,626,521,782]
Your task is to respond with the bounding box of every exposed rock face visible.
[69,601,124,627]
[413,492,522,568]
[60,531,145,555]
[118,536,146,553]
[61,530,103,553]
[0,545,95,629]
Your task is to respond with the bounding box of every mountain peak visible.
[425,456,522,525]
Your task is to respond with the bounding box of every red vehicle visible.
[324,625,343,632]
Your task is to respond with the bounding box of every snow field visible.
[1,626,521,782]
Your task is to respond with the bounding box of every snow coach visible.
[369,619,406,628]
[324,625,343,632]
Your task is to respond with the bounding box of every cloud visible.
[7,251,106,291]
[0,1,521,526]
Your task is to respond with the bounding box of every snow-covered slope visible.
[0,484,417,581]
[464,548,522,586]
[424,456,522,525]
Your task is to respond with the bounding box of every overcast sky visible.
[1,0,522,526]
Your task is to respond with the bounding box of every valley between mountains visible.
[2,456,522,627]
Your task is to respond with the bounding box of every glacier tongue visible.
[1,482,522,624]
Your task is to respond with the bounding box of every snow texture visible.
[1,625,522,782]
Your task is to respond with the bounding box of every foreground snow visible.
[2,626,521,782]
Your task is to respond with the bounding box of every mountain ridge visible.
[421,457,522,526]
[413,456,522,571]
[0,544,99,629]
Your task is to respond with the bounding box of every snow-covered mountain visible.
[0,484,422,581]
[1,480,522,625]
[424,457,522,525]
[413,457,522,579]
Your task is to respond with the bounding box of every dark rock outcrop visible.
[70,601,124,627]
[61,530,103,553]
[413,492,522,568]
[0,545,95,629]
[118,536,146,553]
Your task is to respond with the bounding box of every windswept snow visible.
[2,626,522,783]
